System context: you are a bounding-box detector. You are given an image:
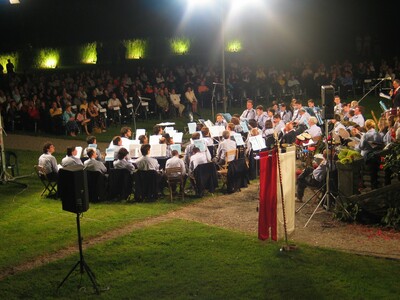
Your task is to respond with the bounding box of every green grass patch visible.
[0,149,197,271]
[0,219,399,299]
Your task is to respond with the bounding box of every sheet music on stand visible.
[164,126,174,133]
[150,144,167,157]
[240,121,249,133]
[149,135,161,145]
[221,113,232,122]
[249,135,266,151]
[188,122,197,134]
[172,132,183,143]
[232,133,245,146]
[170,143,182,154]
[74,146,83,158]
[193,139,206,152]
[135,129,146,139]
[204,120,214,128]
[129,144,142,158]
[105,148,115,161]
[209,125,225,138]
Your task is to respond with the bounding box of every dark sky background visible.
[0,0,397,61]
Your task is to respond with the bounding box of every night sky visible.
[0,0,397,60]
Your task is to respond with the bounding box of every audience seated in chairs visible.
[61,146,83,168]
[62,105,79,136]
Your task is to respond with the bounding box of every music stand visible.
[133,96,150,132]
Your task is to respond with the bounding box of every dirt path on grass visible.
[2,133,400,281]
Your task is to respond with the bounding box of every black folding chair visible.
[34,165,57,198]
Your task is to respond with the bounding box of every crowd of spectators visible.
[1,56,400,135]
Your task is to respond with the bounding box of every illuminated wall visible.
[226,39,242,53]
[0,53,18,73]
[124,39,148,59]
[170,37,191,55]
[80,42,97,64]
[36,48,60,69]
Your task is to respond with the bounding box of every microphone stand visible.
[358,78,390,105]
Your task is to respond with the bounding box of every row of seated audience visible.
[3,55,400,135]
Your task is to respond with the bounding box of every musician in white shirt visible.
[350,106,365,127]
[255,105,268,130]
[333,95,342,115]
[279,103,292,123]
[214,130,237,166]
[305,117,322,140]
[272,114,285,135]
[240,99,256,122]
[331,114,346,135]
[294,108,311,127]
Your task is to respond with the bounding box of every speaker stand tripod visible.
[57,213,104,294]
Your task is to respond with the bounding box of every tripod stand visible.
[0,114,27,187]
[296,121,337,227]
[57,213,102,294]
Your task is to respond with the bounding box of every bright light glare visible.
[36,48,59,69]
[10,0,20,4]
[187,0,213,7]
[226,39,242,52]
[124,39,148,59]
[170,37,191,55]
[229,0,266,15]
[80,42,97,64]
[0,53,18,72]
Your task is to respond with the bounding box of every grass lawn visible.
[0,219,399,299]
[0,149,195,271]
